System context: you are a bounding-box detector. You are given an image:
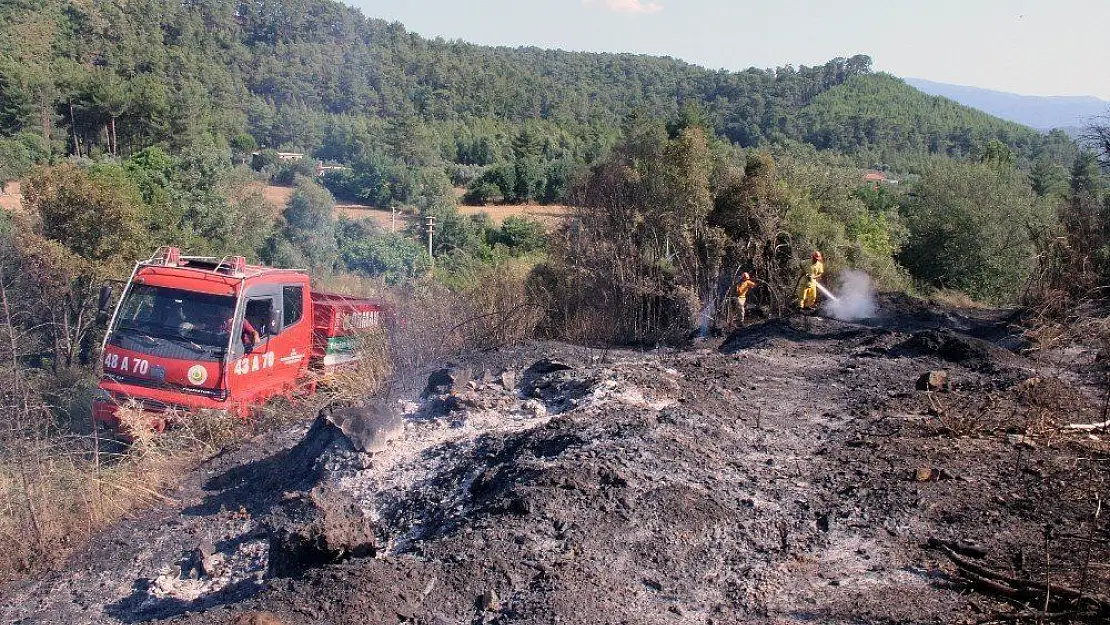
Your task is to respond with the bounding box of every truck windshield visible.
[113,284,236,350]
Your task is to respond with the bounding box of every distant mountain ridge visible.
[906,78,1108,131]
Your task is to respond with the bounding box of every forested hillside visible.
[0,0,1072,167]
[801,74,1070,157]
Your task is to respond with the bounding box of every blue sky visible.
[347,0,1110,100]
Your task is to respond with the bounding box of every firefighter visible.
[734,272,757,324]
[221,316,260,348]
[799,251,825,310]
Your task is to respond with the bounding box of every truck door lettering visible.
[234,352,275,375]
[341,310,379,331]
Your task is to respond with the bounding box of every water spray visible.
[823,270,877,321]
[815,282,839,302]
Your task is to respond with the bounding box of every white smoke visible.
[697,299,715,338]
[823,270,877,321]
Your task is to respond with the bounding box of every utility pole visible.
[425,216,436,274]
[391,206,397,233]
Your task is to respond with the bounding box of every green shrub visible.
[899,159,1049,303]
[494,216,548,255]
[342,232,430,284]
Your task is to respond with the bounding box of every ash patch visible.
[101,513,272,623]
[520,358,595,413]
[889,328,1022,373]
[8,307,1105,625]
[721,315,888,353]
[304,357,673,557]
[146,538,269,606]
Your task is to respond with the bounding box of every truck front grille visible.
[104,373,228,401]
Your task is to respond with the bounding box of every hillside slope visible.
[803,74,1048,155]
[0,0,1070,163]
[6,299,1109,624]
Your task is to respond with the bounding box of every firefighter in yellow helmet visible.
[799,251,825,310]
[734,272,757,325]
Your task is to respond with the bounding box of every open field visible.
[339,202,573,230]
[259,183,293,207]
[4,182,572,232]
[0,181,22,212]
[458,202,573,225]
[262,185,571,230]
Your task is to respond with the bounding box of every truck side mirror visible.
[266,304,278,335]
[97,284,113,322]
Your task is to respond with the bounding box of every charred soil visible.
[4,296,1110,624]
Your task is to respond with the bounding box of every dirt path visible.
[4,301,1107,624]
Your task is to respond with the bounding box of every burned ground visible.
[4,297,1110,624]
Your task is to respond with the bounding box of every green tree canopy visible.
[899,159,1048,302]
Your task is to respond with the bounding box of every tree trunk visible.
[38,90,51,146]
[110,116,118,157]
[69,104,80,158]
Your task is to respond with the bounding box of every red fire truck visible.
[93,247,385,426]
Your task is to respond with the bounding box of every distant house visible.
[315,162,349,177]
[863,170,898,186]
[276,152,305,161]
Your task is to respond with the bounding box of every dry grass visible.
[457,203,572,227]
[0,402,207,578]
[335,205,406,230]
[386,262,541,377]
[923,373,1096,443]
[0,390,327,579]
[336,199,572,231]
[337,203,572,231]
[260,183,294,208]
[0,313,403,579]
[929,288,990,309]
[255,180,572,230]
[299,327,394,411]
[452,186,574,225]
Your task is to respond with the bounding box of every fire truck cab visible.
[93,247,382,426]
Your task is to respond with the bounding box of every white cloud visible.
[582,0,663,15]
